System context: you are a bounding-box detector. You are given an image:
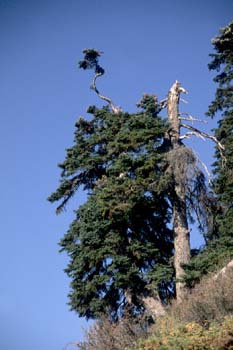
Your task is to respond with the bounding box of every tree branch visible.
[197,159,212,183]
[193,150,212,183]
[55,176,80,214]
[180,131,206,141]
[180,98,188,104]
[79,49,122,114]
[179,113,208,124]
[181,123,226,164]
[91,72,122,114]
[159,98,168,109]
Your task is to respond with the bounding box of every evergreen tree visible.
[207,22,233,238]
[49,49,218,318]
[49,99,174,320]
[184,22,233,286]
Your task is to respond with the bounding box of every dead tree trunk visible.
[173,191,190,302]
[167,81,190,303]
[142,295,166,319]
[125,289,165,320]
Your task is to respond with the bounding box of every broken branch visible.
[181,123,226,165]
[159,98,168,109]
[179,113,208,123]
[180,131,206,141]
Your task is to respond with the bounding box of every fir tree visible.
[184,22,233,286]
[49,95,174,319]
[49,49,221,318]
[207,22,233,238]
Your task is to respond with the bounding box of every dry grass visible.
[172,266,233,325]
[68,266,233,350]
[135,266,233,350]
[69,314,149,350]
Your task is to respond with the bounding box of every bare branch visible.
[181,123,225,150]
[179,113,208,124]
[193,150,212,184]
[180,98,188,104]
[199,159,212,184]
[80,49,122,114]
[91,72,122,114]
[181,123,226,164]
[159,98,168,109]
[179,87,188,94]
[180,131,206,141]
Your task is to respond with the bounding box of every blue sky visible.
[0,1,232,349]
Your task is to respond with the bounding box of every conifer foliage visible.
[184,22,233,285]
[207,22,233,238]
[48,61,174,318]
[49,49,218,319]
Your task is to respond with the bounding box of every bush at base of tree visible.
[136,266,233,350]
[173,265,233,324]
[73,313,149,350]
[135,316,233,350]
[69,266,233,350]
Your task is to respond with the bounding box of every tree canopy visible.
[49,33,230,319]
[49,101,175,319]
[184,22,233,286]
[208,22,233,238]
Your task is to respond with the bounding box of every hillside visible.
[73,261,233,350]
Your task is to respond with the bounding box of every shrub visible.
[135,316,233,350]
[173,266,233,324]
[67,267,233,350]
[134,266,233,350]
[69,313,149,350]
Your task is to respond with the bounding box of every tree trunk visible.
[142,295,166,319]
[173,191,190,302]
[167,81,190,303]
[125,289,166,320]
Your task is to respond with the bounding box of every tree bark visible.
[167,81,190,303]
[173,192,190,302]
[142,295,166,319]
[125,289,166,320]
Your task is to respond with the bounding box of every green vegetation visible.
[208,22,233,240]
[184,22,233,285]
[49,99,175,319]
[136,316,233,350]
[49,22,233,350]
[49,53,215,318]
[74,267,233,350]
[136,269,233,350]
